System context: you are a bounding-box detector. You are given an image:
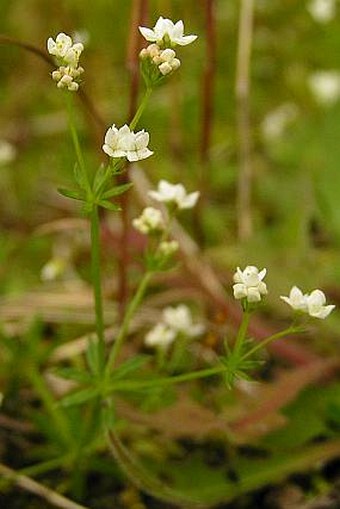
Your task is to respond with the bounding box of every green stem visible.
[241,326,304,361]
[109,365,226,393]
[106,271,153,374]
[129,87,153,131]
[90,205,105,370]
[233,309,251,355]
[65,94,91,196]
[28,367,72,446]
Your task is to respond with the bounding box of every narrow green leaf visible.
[86,336,101,376]
[60,387,99,407]
[58,188,85,201]
[54,367,92,384]
[73,163,88,191]
[102,183,133,200]
[112,355,151,381]
[98,200,122,212]
[93,164,108,194]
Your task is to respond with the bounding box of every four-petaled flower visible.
[281,286,335,319]
[139,17,197,47]
[148,180,199,210]
[233,265,268,303]
[132,207,164,235]
[144,323,176,350]
[102,124,153,162]
[162,305,204,337]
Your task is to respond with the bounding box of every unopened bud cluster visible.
[140,44,181,77]
[47,33,84,91]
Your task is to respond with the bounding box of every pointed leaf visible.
[60,387,99,407]
[98,200,122,212]
[102,183,133,200]
[54,367,92,384]
[58,188,85,201]
[93,164,108,194]
[86,336,101,376]
[73,163,88,191]
[112,355,151,381]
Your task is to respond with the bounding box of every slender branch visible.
[106,271,153,373]
[0,464,89,509]
[235,0,254,241]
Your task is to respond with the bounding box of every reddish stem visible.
[117,0,149,319]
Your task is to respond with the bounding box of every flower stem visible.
[90,205,105,371]
[233,309,251,355]
[241,326,304,361]
[129,87,153,131]
[106,271,153,374]
[109,365,227,393]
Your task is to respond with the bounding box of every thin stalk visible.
[235,0,254,241]
[241,326,304,361]
[90,205,105,370]
[109,365,226,393]
[129,87,153,131]
[106,271,153,373]
[233,309,251,355]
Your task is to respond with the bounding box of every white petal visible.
[139,27,157,41]
[175,34,198,46]
[233,283,247,300]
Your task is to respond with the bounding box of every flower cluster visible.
[132,207,165,235]
[149,180,199,210]
[102,124,153,162]
[139,17,196,87]
[233,266,268,303]
[280,286,335,319]
[145,305,204,350]
[47,33,84,91]
[140,44,181,76]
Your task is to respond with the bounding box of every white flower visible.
[280,286,308,311]
[162,305,204,337]
[158,240,179,257]
[307,0,336,23]
[41,258,66,281]
[148,180,199,210]
[47,33,73,59]
[308,71,340,106]
[306,290,335,319]
[144,323,176,349]
[281,286,335,319]
[132,207,164,235]
[0,140,16,166]
[139,17,197,47]
[63,43,84,67]
[261,103,298,142]
[102,124,153,162]
[233,265,268,303]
